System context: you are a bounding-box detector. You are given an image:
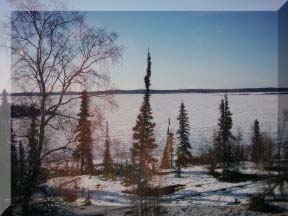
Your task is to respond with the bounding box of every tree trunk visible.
[81,152,84,175]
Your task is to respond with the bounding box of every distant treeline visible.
[11,104,56,118]
[5,87,288,96]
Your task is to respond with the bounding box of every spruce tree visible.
[160,118,174,169]
[209,129,220,174]
[11,126,19,201]
[130,50,158,187]
[214,130,222,163]
[216,93,234,179]
[21,113,40,215]
[102,121,115,179]
[27,113,39,176]
[176,102,192,177]
[19,141,26,183]
[160,145,170,170]
[73,90,94,175]
[251,119,262,163]
[234,129,243,171]
[240,144,245,161]
[168,131,174,169]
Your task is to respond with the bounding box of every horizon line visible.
[5,87,288,95]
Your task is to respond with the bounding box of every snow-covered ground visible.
[42,204,288,216]
[40,163,288,216]
[156,166,264,206]
[44,165,288,215]
[47,166,265,207]
[47,175,132,207]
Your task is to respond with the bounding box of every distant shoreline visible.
[6,87,288,96]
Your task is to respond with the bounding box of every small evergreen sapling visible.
[160,118,174,169]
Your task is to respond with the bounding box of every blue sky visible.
[0,0,286,92]
[65,0,286,11]
[85,12,277,89]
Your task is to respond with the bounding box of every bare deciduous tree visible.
[10,6,122,214]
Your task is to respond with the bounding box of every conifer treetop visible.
[167,118,171,134]
[106,121,109,139]
[130,49,157,172]
[144,50,151,93]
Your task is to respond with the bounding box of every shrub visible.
[56,188,78,203]
[249,193,283,213]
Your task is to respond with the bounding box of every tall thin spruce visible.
[216,93,234,179]
[131,50,157,188]
[176,102,192,177]
[73,90,94,175]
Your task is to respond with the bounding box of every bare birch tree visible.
[9,2,122,213]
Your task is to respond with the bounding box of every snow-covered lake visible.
[12,93,283,156]
[102,93,278,154]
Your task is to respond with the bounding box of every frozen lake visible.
[103,93,278,154]
[12,93,283,156]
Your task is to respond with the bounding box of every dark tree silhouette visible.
[251,119,262,163]
[233,129,243,171]
[160,118,174,169]
[130,50,158,187]
[73,90,94,175]
[176,102,192,177]
[27,112,39,176]
[11,7,121,213]
[18,141,25,195]
[216,94,234,179]
[22,114,40,215]
[11,126,19,202]
[102,121,115,179]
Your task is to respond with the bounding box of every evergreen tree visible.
[213,129,222,163]
[73,90,94,175]
[160,118,174,169]
[102,121,115,179]
[208,129,219,174]
[130,50,158,187]
[168,132,174,169]
[160,145,170,170]
[27,113,39,176]
[18,141,26,185]
[11,126,19,201]
[251,119,262,163]
[240,144,245,161]
[122,161,137,186]
[21,113,40,215]
[16,140,26,205]
[176,102,192,177]
[234,129,243,171]
[216,93,234,179]
[261,132,273,162]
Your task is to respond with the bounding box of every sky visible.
[85,11,278,90]
[0,0,283,91]
[65,0,286,11]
